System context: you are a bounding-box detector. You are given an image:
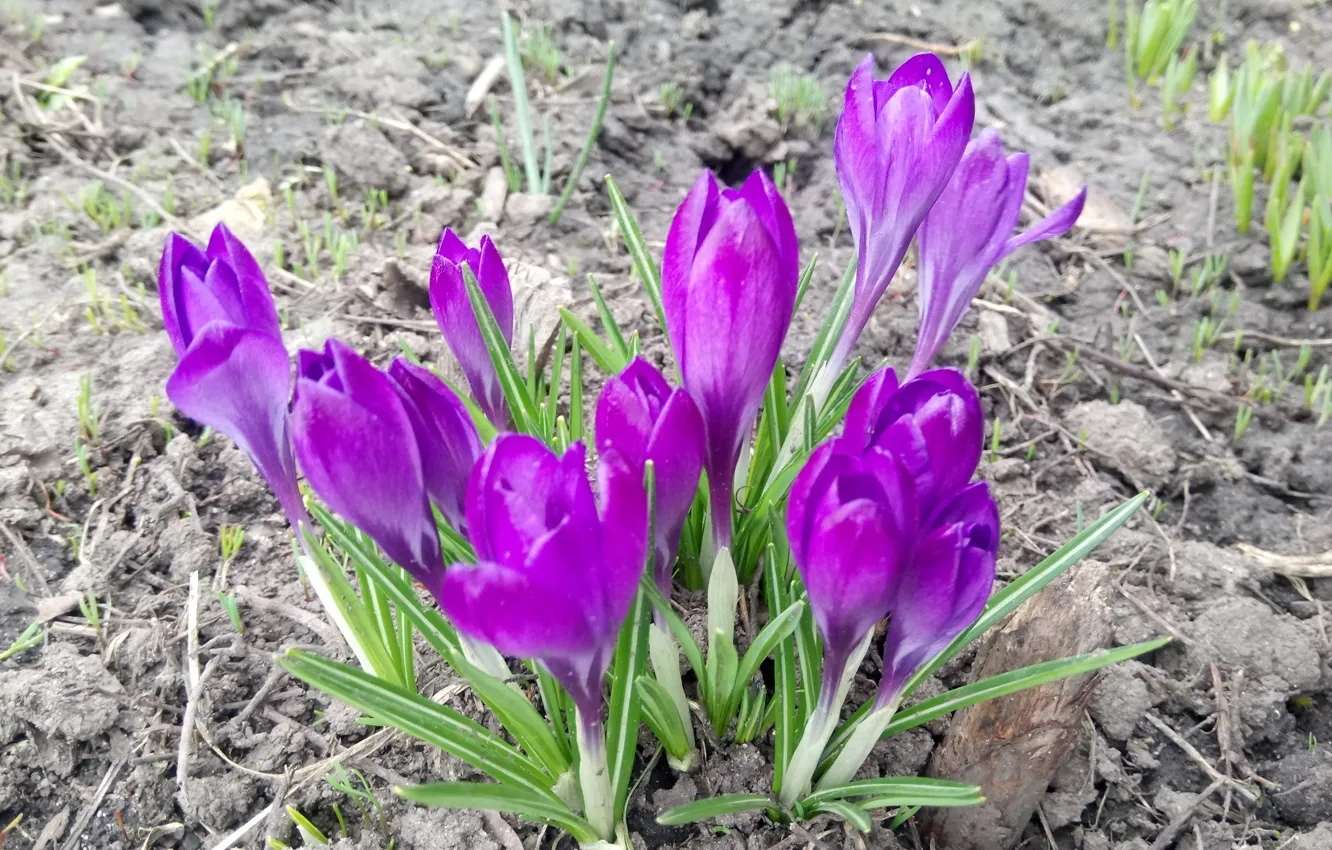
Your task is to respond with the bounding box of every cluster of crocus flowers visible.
[155,47,1093,843]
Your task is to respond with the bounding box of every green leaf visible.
[792,582,821,729]
[558,306,622,375]
[280,651,558,799]
[656,794,775,826]
[639,574,705,678]
[725,600,804,722]
[790,253,820,318]
[534,663,574,760]
[397,781,597,844]
[902,492,1150,698]
[605,462,654,821]
[790,257,855,408]
[764,544,797,795]
[881,638,1171,739]
[638,675,690,759]
[298,528,397,682]
[808,800,872,833]
[587,273,631,365]
[802,777,981,807]
[500,13,542,193]
[462,264,539,430]
[822,493,1151,764]
[604,175,668,354]
[452,654,571,778]
[550,41,616,225]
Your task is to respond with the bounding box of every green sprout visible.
[660,82,685,118]
[1159,44,1197,130]
[520,23,562,83]
[769,67,829,133]
[0,622,44,662]
[78,589,103,647]
[76,372,98,442]
[75,440,98,497]
[217,591,244,634]
[1232,404,1253,441]
[1123,0,1197,106]
[1207,53,1233,122]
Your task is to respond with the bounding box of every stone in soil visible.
[1063,400,1177,487]
[1266,746,1332,827]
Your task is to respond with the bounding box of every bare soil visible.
[1,1,1330,849]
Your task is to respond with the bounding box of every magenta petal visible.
[661,171,722,369]
[468,434,569,567]
[166,324,304,526]
[291,350,442,583]
[429,228,513,426]
[159,233,209,355]
[842,367,901,451]
[387,358,482,531]
[1007,185,1087,253]
[878,52,955,115]
[595,448,649,625]
[205,223,283,342]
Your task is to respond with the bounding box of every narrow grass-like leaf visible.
[792,584,820,729]
[569,335,584,443]
[462,264,539,430]
[281,651,557,799]
[638,675,690,758]
[764,543,797,794]
[588,273,631,365]
[500,13,542,193]
[604,175,668,347]
[551,42,615,224]
[534,663,574,760]
[639,574,705,677]
[453,654,571,778]
[809,801,872,833]
[790,253,820,317]
[725,600,804,722]
[656,794,775,826]
[605,463,655,821]
[299,529,396,681]
[902,492,1149,698]
[558,307,621,374]
[397,781,597,844]
[802,777,981,807]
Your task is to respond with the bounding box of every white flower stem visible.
[815,695,902,790]
[778,629,872,807]
[576,708,615,841]
[459,633,511,683]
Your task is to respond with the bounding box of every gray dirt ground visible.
[0,0,1330,848]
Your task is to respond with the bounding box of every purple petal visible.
[467,434,570,568]
[877,53,955,116]
[732,170,800,290]
[785,441,843,567]
[833,55,880,243]
[476,236,515,345]
[166,324,304,526]
[595,447,649,627]
[158,233,209,355]
[205,223,283,342]
[430,250,507,426]
[1006,185,1087,254]
[291,352,441,582]
[842,367,901,452]
[388,358,482,531]
[662,171,722,371]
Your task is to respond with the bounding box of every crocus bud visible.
[909,128,1086,377]
[879,481,998,704]
[595,357,704,599]
[842,366,983,517]
[438,434,647,716]
[828,53,975,374]
[429,229,514,427]
[387,358,483,532]
[159,225,304,526]
[663,170,799,550]
[817,480,999,790]
[291,340,443,585]
[780,436,918,804]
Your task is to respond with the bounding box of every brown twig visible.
[1147,778,1224,850]
[862,32,981,57]
[1145,714,1257,803]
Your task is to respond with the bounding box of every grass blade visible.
[808,800,872,833]
[397,781,597,844]
[802,777,981,807]
[725,600,803,721]
[462,264,539,430]
[656,794,774,826]
[764,544,797,795]
[604,175,668,350]
[500,13,541,193]
[550,42,616,225]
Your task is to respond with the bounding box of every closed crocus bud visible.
[290,340,443,585]
[387,358,483,531]
[780,437,918,804]
[818,481,999,789]
[158,225,304,526]
[827,53,975,376]
[842,366,983,517]
[595,356,704,599]
[663,169,799,551]
[438,435,647,841]
[429,229,514,427]
[909,128,1086,377]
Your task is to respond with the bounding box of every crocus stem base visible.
[459,634,511,683]
[576,709,615,841]
[648,624,696,753]
[815,696,902,790]
[777,630,872,807]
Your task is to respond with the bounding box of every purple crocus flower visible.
[779,434,918,803]
[387,358,483,531]
[663,169,799,552]
[595,356,704,600]
[842,366,983,517]
[909,128,1087,377]
[290,340,443,585]
[437,434,647,840]
[817,480,999,789]
[159,225,305,526]
[429,229,514,428]
[827,53,975,377]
